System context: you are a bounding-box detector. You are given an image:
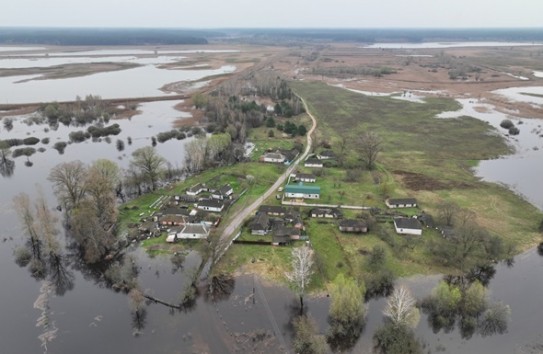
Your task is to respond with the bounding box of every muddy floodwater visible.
[1,46,543,353]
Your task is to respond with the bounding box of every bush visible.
[53,141,67,154]
[87,123,121,138]
[508,127,520,135]
[23,137,40,145]
[12,147,36,158]
[69,130,90,143]
[41,137,50,144]
[500,119,514,129]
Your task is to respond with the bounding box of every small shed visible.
[310,207,342,219]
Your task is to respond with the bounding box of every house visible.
[261,151,286,163]
[178,223,210,239]
[211,184,234,200]
[177,194,199,203]
[197,199,225,213]
[280,148,300,163]
[310,207,342,219]
[386,198,418,209]
[188,209,221,228]
[159,208,190,226]
[274,225,301,241]
[166,227,183,243]
[393,217,423,236]
[284,209,304,229]
[250,212,270,235]
[284,183,320,199]
[304,158,323,168]
[258,205,286,216]
[317,150,336,160]
[187,183,207,196]
[272,234,291,246]
[339,219,368,233]
[294,173,316,183]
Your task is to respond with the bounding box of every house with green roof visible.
[284,183,320,199]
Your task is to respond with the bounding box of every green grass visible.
[214,80,542,290]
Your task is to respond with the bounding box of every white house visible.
[294,173,316,183]
[211,184,234,200]
[178,223,209,239]
[386,198,418,209]
[197,199,225,213]
[187,183,207,196]
[261,152,286,163]
[393,217,423,236]
[304,158,323,168]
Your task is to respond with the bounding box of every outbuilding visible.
[386,198,418,209]
[284,183,320,199]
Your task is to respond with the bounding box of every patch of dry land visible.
[273,43,543,118]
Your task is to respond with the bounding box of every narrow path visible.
[213,93,317,263]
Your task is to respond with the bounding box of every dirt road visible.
[213,94,317,263]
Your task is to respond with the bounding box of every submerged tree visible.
[293,315,328,354]
[130,146,165,191]
[327,274,366,351]
[0,142,15,177]
[285,246,314,313]
[48,161,87,211]
[384,286,420,328]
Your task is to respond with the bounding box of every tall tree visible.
[285,246,314,313]
[358,131,382,170]
[48,161,87,210]
[85,160,119,226]
[184,137,207,173]
[130,147,165,191]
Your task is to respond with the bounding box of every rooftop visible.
[285,183,320,194]
[394,217,422,230]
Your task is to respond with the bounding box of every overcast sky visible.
[2,0,543,28]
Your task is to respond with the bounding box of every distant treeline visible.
[221,28,543,43]
[0,28,224,45]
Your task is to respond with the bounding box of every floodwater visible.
[1,47,543,353]
[0,64,235,104]
[493,86,543,107]
[437,98,543,209]
[363,41,543,49]
[0,47,236,104]
[0,46,45,52]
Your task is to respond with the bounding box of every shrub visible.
[508,127,520,135]
[500,119,514,129]
[41,137,50,144]
[69,130,90,143]
[53,141,67,154]
[12,147,36,158]
[23,137,40,145]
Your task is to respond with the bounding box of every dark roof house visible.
[339,219,368,233]
[310,207,342,219]
[258,205,286,216]
[393,217,423,235]
[250,212,270,235]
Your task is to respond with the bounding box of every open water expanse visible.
[1,47,543,353]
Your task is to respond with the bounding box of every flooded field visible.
[363,41,543,49]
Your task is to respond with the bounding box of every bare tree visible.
[0,142,15,177]
[286,246,314,312]
[85,160,119,226]
[358,132,382,170]
[437,201,459,227]
[48,161,87,210]
[383,286,420,328]
[130,147,165,191]
[185,137,207,173]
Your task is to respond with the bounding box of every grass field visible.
[218,80,542,291]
